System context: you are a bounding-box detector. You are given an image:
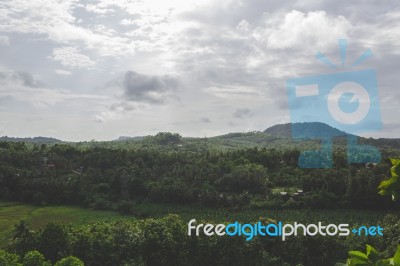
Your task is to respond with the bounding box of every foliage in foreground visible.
[7,214,348,266]
[337,158,400,266]
[378,159,400,201]
[336,244,400,266]
[9,213,400,266]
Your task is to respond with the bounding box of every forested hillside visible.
[0,137,398,212]
[1,124,400,265]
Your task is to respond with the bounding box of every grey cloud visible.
[265,80,290,110]
[1,0,400,140]
[116,71,180,104]
[174,9,352,101]
[0,69,106,110]
[100,71,181,116]
[0,71,44,88]
[233,108,252,119]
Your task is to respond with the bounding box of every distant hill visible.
[1,123,399,150]
[0,136,62,144]
[264,122,351,139]
[116,136,145,141]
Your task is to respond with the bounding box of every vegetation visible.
[378,159,400,201]
[336,158,400,266]
[2,200,398,247]
[0,124,400,265]
[0,249,83,266]
[2,212,400,266]
[336,244,400,266]
[0,140,397,212]
[0,201,134,247]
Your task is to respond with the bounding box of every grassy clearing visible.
[0,201,132,247]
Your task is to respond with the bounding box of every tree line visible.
[0,141,398,212]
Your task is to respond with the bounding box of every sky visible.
[0,0,399,141]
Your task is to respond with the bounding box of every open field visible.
[2,200,400,248]
[0,201,132,247]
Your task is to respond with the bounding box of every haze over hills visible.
[0,136,63,144]
[116,136,145,141]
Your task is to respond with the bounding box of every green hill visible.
[1,122,399,151]
[264,122,350,139]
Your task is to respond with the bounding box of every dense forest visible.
[0,126,400,265]
[0,136,398,211]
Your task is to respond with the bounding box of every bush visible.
[0,250,21,266]
[22,251,51,266]
[54,256,84,266]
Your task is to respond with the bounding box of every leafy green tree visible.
[12,221,35,256]
[153,132,182,145]
[140,215,188,266]
[54,256,84,266]
[22,251,51,266]
[38,223,69,262]
[0,250,21,266]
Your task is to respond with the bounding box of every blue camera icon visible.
[286,43,382,168]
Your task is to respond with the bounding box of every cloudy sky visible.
[0,0,399,141]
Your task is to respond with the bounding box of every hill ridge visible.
[264,122,350,139]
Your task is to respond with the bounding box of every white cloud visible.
[92,114,104,123]
[254,10,352,50]
[0,0,78,37]
[92,101,147,123]
[0,0,400,139]
[85,4,115,15]
[0,0,135,58]
[202,86,263,99]
[120,19,136,26]
[50,47,95,69]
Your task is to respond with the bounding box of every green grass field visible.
[0,201,133,247]
[1,200,399,248]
